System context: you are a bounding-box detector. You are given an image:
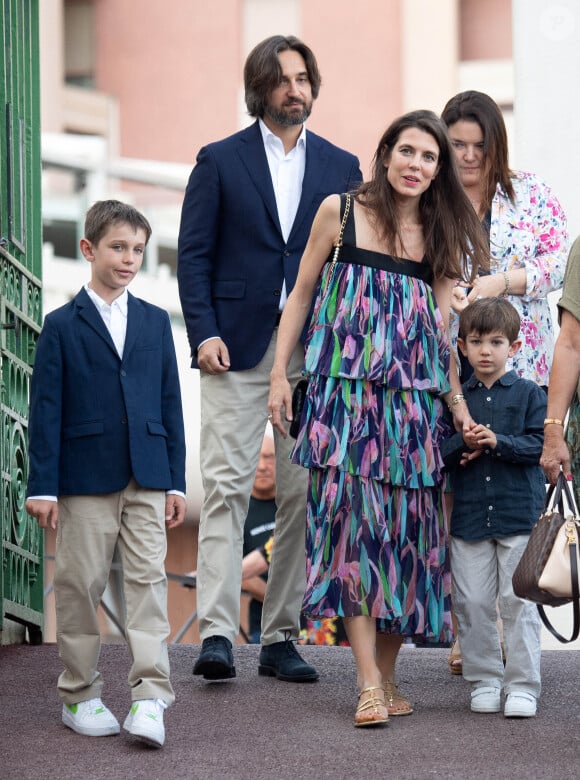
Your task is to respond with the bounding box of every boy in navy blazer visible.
[26,201,186,748]
[178,35,362,683]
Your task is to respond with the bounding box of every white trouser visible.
[451,534,541,699]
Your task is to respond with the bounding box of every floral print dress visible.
[450,172,569,386]
[292,196,453,641]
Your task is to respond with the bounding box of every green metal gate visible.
[0,0,43,642]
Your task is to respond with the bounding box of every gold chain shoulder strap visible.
[330,193,352,267]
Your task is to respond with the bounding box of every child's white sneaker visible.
[470,686,501,713]
[62,698,120,736]
[123,698,167,747]
[504,692,537,718]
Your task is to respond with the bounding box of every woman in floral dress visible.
[268,110,488,727]
[442,90,568,387]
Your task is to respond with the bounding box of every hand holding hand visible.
[463,423,497,451]
[466,273,509,303]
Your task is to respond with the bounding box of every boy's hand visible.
[459,449,482,467]
[25,499,58,529]
[463,423,497,451]
[165,494,186,529]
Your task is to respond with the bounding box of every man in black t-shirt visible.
[242,436,277,643]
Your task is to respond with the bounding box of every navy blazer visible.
[27,288,186,497]
[177,121,362,370]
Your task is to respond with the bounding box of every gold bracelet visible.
[503,271,511,296]
[543,418,564,427]
[448,393,466,412]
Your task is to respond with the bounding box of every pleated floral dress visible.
[292,195,453,641]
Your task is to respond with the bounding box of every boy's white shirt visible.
[85,283,128,358]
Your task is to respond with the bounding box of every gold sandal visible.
[355,686,389,727]
[448,640,462,676]
[383,681,414,716]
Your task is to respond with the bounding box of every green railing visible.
[1,0,43,642]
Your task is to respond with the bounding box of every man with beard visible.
[178,35,361,683]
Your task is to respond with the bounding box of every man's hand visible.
[165,494,186,529]
[25,499,58,529]
[197,338,230,374]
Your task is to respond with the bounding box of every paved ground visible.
[1,642,579,780]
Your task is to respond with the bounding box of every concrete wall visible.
[513,0,580,238]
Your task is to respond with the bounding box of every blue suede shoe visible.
[258,640,319,682]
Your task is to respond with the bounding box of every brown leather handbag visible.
[512,472,580,643]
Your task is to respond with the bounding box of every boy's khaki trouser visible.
[55,479,174,705]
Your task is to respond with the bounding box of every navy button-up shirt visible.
[441,370,546,541]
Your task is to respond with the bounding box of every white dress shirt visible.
[259,118,306,309]
[85,284,128,358]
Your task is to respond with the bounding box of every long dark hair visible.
[244,35,321,118]
[355,110,488,282]
[441,90,515,209]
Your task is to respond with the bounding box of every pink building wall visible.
[303,0,403,176]
[461,0,512,60]
[81,0,512,179]
[92,0,408,175]
[94,0,242,164]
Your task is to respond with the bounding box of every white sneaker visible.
[470,686,501,713]
[504,692,537,718]
[62,698,120,736]
[123,698,167,747]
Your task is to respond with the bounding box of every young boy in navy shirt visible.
[442,297,546,718]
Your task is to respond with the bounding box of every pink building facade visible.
[43,0,513,177]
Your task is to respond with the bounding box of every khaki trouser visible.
[55,479,174,705]
[196,331,308,645]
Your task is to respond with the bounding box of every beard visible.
[264,99,312,127]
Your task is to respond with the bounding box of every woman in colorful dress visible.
[441,90,569,674]
[268,110,489,728]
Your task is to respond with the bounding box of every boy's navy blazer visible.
[177,120,362,371]
[27,287,186,497]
